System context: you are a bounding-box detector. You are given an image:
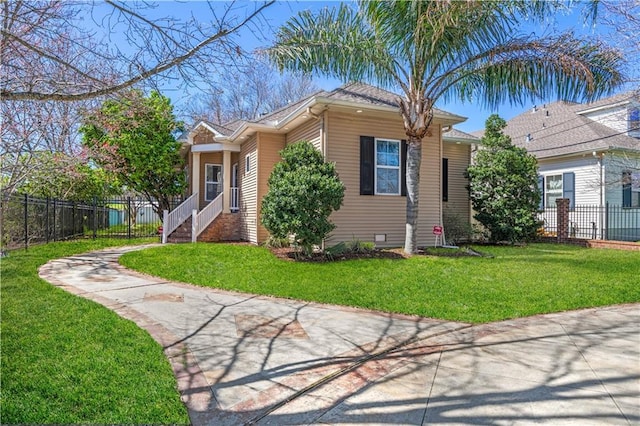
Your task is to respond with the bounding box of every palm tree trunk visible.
[404,136,422,254]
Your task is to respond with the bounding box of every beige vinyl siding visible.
[325,110,442,248]
[256,133,286,243]
[286,119,322,152]
[239,136,258,243]
[443,143,471,224]
[198,152,223,209]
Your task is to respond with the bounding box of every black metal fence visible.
[1,193,183,250]
[538,204,640,242]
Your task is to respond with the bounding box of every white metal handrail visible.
[194,193,223,241]
[162,192,198,243]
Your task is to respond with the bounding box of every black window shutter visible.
[537,175,545,210]
[562,172,575,210]
[360,136,375,195]
[622,172,632,207]
[401,140,407,196]
[442,158,449,202]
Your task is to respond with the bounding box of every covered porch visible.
[190,145,240,213]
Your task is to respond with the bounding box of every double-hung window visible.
[622,170,640,208]
[541,172,575,209]
[205,164,222,201]
[545,174,563,208]
[375,138,401,195]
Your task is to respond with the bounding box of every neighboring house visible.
[499,91,640,240]
[167,82,477,247]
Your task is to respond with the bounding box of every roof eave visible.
[576,100,631,116]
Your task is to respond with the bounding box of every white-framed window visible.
[205,163,222,201]
[245,153,252,174]
[622,170,640,208]
[541,172,575,209]
[375,138,401,195]
[545,174,563,208]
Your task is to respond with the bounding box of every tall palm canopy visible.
[268,0,623,253]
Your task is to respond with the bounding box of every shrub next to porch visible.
[261,141,345,255]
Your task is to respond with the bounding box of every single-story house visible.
[498,91,640,240]
[166,82,477,247]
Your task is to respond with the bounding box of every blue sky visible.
[150,1,623,133]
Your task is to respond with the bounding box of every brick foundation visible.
[198,213,242,242]
[586,240,640,251]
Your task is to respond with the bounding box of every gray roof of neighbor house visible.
[483,92,639,159]
[188,82,466,140]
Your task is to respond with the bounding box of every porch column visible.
[192,152,201,201]
[223,150,231,213]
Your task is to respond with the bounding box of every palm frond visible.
[431,33,624,109]
[267,4,399,89]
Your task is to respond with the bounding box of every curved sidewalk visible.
[39,245,639,425]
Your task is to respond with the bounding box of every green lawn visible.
[0,239,189,425]
[121,242,640,324]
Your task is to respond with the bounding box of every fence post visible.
[127,197,132,239]
[52,199,57,241]
[605,202,609,240]
[556,198,570,243]
[162,210,168,244]
[23,194,28,250]
[45,197,50,243]
[93,197,98,239]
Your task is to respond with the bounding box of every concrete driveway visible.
[39,245,640,425]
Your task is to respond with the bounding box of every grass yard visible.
[121,242,640,324]
[0,239,189,425]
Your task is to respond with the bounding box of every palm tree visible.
[268,0,623,254]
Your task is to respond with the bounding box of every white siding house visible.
[499,91,640,241]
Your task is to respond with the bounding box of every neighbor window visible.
[545,174,563,208]
[205,164,221,201]
[375,138,401,195]
[622,171,640,208]
[542,172,575,209]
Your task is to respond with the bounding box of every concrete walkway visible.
[39,245,639,425]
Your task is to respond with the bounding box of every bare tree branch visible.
[1,1,275,101]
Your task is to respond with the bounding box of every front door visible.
[205,164,222,201]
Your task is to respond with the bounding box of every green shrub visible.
[346,238,375,253]
[466,115,541,243]
[261,141,345,256]
[442,206,475,245]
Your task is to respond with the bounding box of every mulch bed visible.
[267,245,490,262]
[268,247,407,262]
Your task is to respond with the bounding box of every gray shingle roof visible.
[443,127,479,142]
[210,82,464,134]
[494,92,640,158]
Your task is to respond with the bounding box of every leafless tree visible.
[1,1,274,101]
[596,0,640,87]
[184,56,319,125]
[0,98,99,196]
